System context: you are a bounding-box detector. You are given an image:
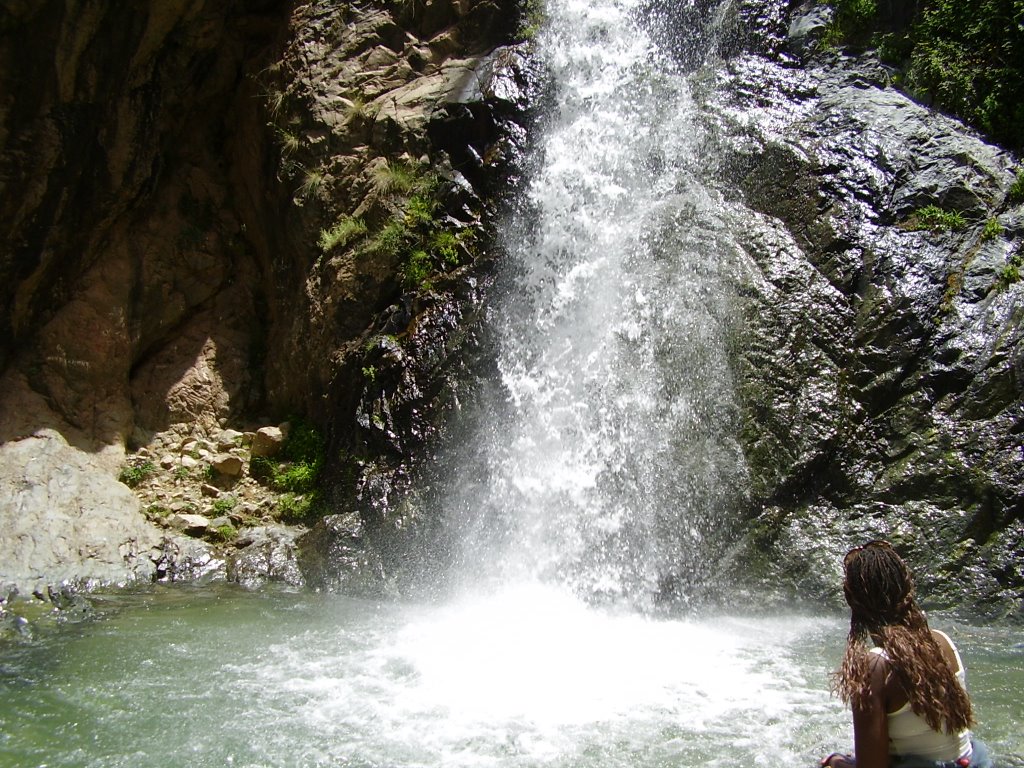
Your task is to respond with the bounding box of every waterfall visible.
[440,0,750,609]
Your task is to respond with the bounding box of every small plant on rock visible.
[904,204,965,232]
[981,217,1004,242]
[1010,169,1024,204]
[298,167,327,200]
[996,250,1023,290]
[119,461,155,488]
[319,216,367,252]
[208,524,238,543]
[212,496,238,516]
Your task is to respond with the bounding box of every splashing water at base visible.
[0,585,855,768]
[3,586,1022,768]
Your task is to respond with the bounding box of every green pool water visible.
[1,583,1020,768]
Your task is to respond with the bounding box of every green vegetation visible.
[319,216,367,252]
[905,0,1024,148]
[362,365,378,383]
[276,493,316,524]
[212,496,237,516]
[273,125,301,155]
[344,95,371,124]
[997,250,1023,289]
[824,0,1024,148]
[208,524,238,543]
[519,0,547,40]
[318,155,474,291]
[299,167,327,200]
[250,419,326,524]
[372,159,427,196]
[172,465,191,481]
[904,204,966,232]
[144,504,170,520]
[981,216,1004,241]
[118,461,155,488]
[1010,168,1024,203]
[365,186,473,290]
[822,0,877,47]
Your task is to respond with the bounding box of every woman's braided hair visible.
[832,541,973,734]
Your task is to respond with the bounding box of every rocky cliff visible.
[0,0,527,597]
[713,1,1023,616]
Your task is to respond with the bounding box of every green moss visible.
[118,461,155,488]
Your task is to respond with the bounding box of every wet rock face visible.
[708,13,1023,614]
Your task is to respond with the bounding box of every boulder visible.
[251,427,285,458]
[210,454,244,476]
[168,513,211,535]
[226,525,304,589]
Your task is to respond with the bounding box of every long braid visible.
[832,544,973,734]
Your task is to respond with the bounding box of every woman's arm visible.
[822,654,891,768]
[850,653,891,768]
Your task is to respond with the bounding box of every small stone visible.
[159,454,176,469]
[201,483,220,498]
[211,454,243,476]
[251,427,285,458]
[168,514,211,535]
[180,455,199,469]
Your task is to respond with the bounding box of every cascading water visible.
[442,0,750,609]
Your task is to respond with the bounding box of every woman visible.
[821,541,990,768]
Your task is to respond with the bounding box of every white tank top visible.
[870,630,972,761]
